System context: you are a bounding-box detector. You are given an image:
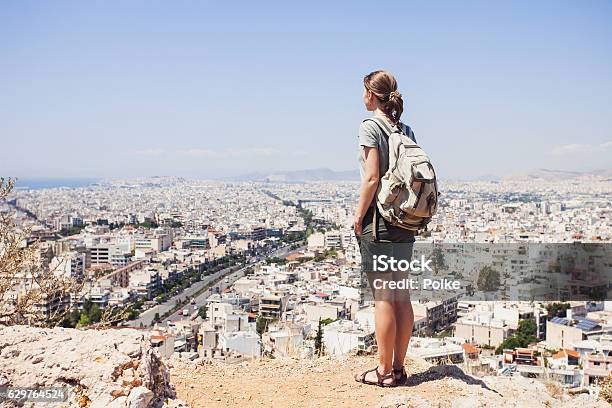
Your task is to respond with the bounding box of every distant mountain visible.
[504,168,612,181]
[231,168,359,182]
[445,174,502,182]
[230,167,611,183]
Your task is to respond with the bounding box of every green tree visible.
[517,319,536,337]
[477,266,501,292]
[89,304,102,323]
[430,247,446,274]
[314,318,324,357]
[256,316,270,336]
[265,256,287,265]
[198,306,207,320]
[138,220,159,229]
[545,302,571,318]
[320,318,338,326]
[495,335,522,354]
[495,319,538,354]
[153,312,160,322]
[77,313,91,328]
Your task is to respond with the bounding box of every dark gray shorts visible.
[357,206,415,302]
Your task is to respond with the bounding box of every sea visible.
[12,178,99,190]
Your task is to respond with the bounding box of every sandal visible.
[354,366,396,387]
[393,366,408,385]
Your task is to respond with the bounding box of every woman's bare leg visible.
[368,300,396,382]
[392,300,414,370]
[361,300,396,384]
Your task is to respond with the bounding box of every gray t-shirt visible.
[357,116,414,181]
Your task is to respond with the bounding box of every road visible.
[131,244,302,327]
[164,266,246,323]
[130,266,235,327]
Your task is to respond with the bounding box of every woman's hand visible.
[354,214,363,236]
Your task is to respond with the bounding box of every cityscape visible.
[1,172,610,406]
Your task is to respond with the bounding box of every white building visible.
[322,320,375,356]
[219,331,261,357]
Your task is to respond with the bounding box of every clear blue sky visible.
[1,1,611,179]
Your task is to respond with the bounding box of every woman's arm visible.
[354,146,380,235]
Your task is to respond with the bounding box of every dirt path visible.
[170,355,606,408]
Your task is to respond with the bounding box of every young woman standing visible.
[354,70,416,387]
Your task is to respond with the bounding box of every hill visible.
[504,168,612,182]
[231,168,359,182]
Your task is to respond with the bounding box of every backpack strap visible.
[372,203,379,242]
[366,117,416,143]
[402,124,416,143]
[364,117,394,138]
[363,117,392,242]
[363,117,397,242]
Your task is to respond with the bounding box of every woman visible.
[354,70,416,387]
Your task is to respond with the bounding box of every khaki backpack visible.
[365,117,439,237]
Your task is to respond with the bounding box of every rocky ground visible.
[0,326,608,408]
[0,326,186,408]
[170,355,608,408]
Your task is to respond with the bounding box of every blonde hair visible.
[363,70,404,124]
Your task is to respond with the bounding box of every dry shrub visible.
[599,375,612,404]
[0,177,125,327]
[544,379,563,399]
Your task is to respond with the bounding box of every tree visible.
[320,318,337,326]
[256,316,271,337]
[154,312,160,322]
[545,302,570,318]
[314,318,324,357]
[198,306,207,320]
[517,319,536,337]
[495,319,539,354]
[495,336,522,354]
[477,266,501,292]
[89,304,102,323]
[265,256,287,265]
[138,220,159,229]
[430,246,446,274]
[58,226,84,237]
[61,308,81,328]
[77,313,91,328]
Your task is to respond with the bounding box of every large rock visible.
[127,386,154,408]
[0,325,185,408]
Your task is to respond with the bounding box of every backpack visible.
[364,117,439,236]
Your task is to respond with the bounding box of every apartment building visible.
[546,317,601,349]
[128,269,161,298]
[259,294,288,320]
[412,298,458,334]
